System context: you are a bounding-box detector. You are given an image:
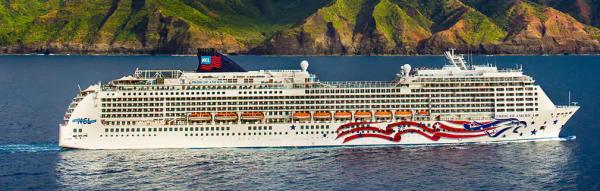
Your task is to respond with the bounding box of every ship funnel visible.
[196,48,246,73]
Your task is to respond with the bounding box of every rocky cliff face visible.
[1,0,600,55]
[418,0,506,54]
[260,0,600,55]
[497,3,600,54]
[0,0,326,54]
[468,0,600,54]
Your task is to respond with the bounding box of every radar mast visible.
[445,49,468,70]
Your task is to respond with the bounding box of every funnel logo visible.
[201,56,211,64]
[200,56,222,71]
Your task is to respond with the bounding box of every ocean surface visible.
[0,55,598,190]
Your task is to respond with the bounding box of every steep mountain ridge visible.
[0,0,327,54]
[419,0,507,54]
[1,0,599,55]
[465,0,600,54]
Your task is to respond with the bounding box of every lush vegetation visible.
[0,0,599,54]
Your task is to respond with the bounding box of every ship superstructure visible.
[59,49,579,149]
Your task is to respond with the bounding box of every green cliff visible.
[0,0,599,54]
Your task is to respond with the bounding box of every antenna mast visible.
[444,49,468,70]
[568,91,571,106]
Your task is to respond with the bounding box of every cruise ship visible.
[59,49,579,149]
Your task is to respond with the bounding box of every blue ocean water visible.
[0,55,598,190]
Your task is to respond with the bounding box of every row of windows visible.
[100,99,533,111]
[100,134,157,137]
[100,107,508,119]
[185,132,289,136]
[101,125,336,133]
[422,83,531,88]
[119,91,226,96]
[100,97,533,108]
[98,131,341,138]
[101,114,163,118]
[95,121,556,139]
[99,132,291,137]
[416,89,535,94]
[414,77,531,83]
[100,93,531,109]
[239,91,283,95]
[298,125,330,130]
[103,126,231,133]
[497,108,536,112]
[112,84,294,92]
[497,98,537,102]
[248,126,273,131]
[496,103,537,107]
[103,94,463,102]
[306,88,401,94]
[96,128,482,138]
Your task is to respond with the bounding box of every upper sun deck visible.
[126,68,316,86]
[403,49,531,83]
[414,65,524,77]
[104,49,533,90]
[411,49,525,78]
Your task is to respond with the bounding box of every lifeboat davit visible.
[417,110,430,116]
[188,112,212,121]
[374,111,392,118]
[313,112,332,119]
[215,112,238,121]
[241,112,264,120]
[354,111,372,119]
[334,111,352,119]
[293,112,311,120]
[395,111,412,117]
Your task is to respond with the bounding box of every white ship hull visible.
[60,107,578,150]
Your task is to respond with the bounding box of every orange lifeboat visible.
[417,110,430,116]
[374,111,392,118]
[334,111,352,119]
[354,111,372,119]
[395,111,412,117]
[188,112,211,121]
[241,112,264,120]
[293,112,311,120]
[215,112,238,121]
[313,112,332,120]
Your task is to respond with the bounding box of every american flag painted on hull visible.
[336,119,526,143]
